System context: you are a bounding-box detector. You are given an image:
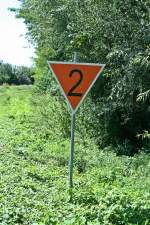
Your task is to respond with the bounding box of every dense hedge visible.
[0,61,34,85]
[17,0,150,155]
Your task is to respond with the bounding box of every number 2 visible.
[67,69,83,97]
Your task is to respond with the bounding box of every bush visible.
[0,61,34,85]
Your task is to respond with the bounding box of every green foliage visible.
[0,85,150,224]
[0,61,34,85]
[16,0,150,154]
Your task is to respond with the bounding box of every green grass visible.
[0,85,150,225]
[0,85,33,118]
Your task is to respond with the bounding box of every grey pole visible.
[73,52,77,62]
[68,52,77,188]
[69,112,76,188]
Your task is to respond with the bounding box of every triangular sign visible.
[48,61,105,113]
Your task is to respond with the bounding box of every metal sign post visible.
[47,55,105,198]
[69,52,77,189]
[69,112,76,188]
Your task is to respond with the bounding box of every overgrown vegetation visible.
[0,86,150,224]
[0,0,149,224]
[15,0,150,154]
[0,61,34,85]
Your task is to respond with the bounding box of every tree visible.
[0,62,14,84]
[17,0,150,154]
[0,61,34,85]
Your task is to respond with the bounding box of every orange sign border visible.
[48,61,105,114]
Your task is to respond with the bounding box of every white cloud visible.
[0,0,35,67]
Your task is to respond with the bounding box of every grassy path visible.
[0,86,68,224]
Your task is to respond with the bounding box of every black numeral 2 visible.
[67,69,83,97]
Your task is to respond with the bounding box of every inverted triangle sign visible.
[48,61,105,113]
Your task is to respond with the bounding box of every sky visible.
[0,0,35,67]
